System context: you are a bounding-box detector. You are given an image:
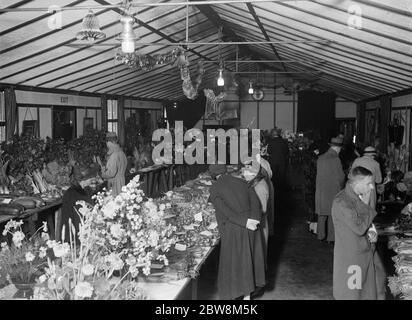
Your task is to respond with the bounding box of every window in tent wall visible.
[107,99,118,134]
[0,92,5,142]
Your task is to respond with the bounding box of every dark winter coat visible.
[59,184,93,243]
[209,174,266,299]
[268,137,289,186]
[315,148,345,216]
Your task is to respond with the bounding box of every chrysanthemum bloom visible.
[74,281,94,298]
[25,252,35,262]
[102,201,118,219]
[110,224,124,239]
[82,264,94,276]
[105,253,124,270]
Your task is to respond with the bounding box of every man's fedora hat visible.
[329,136,344,147]
[363,146,377,156]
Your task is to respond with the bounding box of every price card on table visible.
[194,212,203,222]
[208,222,218,230]
[183,224,195,230]
[175,243,187,251]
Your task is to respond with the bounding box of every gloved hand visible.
[246,219,260,231]
[367,223,378,243]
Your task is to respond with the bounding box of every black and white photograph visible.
[0,0,411,306]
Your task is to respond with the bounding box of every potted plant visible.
[0,220,49,298]
[32,194,152,300]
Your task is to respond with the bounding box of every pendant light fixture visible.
[217,68,224,87]
[216,26,225,87]
[119,14,137,53]
[248,81,254,94]
[76,10,106,41]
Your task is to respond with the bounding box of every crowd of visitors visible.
[312,130,412,300]
[58,125,407,300]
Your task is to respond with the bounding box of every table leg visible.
[159,169,167,194]
[28,213,38,236]
[54,208,62,241]
[147,172,154,198]
[46,211,55,240]
[152,171,159,198]
[191,278,198,300]
[168,165,174,190]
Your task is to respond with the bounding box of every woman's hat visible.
[72,165,98,182]
[329,137,344,147]
[106,132,118,141]
[363,146,377,156]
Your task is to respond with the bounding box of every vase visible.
[13,283,34,299]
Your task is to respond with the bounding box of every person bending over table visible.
[58,165,97,243]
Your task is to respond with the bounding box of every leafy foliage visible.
[67,129,107,167]
[1,135,46,177]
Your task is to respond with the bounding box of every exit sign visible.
[61,96,68,103]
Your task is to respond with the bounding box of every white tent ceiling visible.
[0,0,411,102]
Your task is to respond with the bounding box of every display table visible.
[127,164,208,198]
[0,165,218,300]
[137,242,218,300]
[0,199,62,238]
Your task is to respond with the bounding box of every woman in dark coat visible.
[209,164,266,300]
[57,166,97,243]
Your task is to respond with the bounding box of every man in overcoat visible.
[208,164,266,300]
[332,166,386,300]
[315,137,345,242]
[267,128,289,212]
[350,146,382,209]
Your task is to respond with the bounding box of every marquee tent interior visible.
[1,0,411,102]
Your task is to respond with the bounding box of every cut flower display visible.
[0,220,49,286]
[30,175,176,299]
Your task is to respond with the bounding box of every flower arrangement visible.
[0,220,49,287]
[281,130,296,142]
[163,181,219,248]
[87,175,177,276]
[31,175,177,299]
[284,132,314,165]
[31,202,148,300]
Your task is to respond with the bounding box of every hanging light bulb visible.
[217,69,224,87]
[248,81,254,94]
[119,15,137,53]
